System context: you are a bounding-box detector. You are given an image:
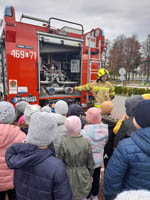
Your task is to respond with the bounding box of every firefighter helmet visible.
[97,68,109,80]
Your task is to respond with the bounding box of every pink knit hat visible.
[86,107,102,124]
[17,115,26,126]
[65,116,81,135]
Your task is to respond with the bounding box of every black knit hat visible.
[68,104,82,117]
[135,100,150,128]
[125,95,144,117]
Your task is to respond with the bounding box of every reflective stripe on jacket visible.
[75,80,115,105]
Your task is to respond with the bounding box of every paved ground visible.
[98,167,105,200]
[112,95,127,119]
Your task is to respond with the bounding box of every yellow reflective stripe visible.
[110,92,115,96]
[94,103,102,108]
[76,84,90,91]
[93,86,110,92]
[76,86,83,91]
[110,87,115,96]
[86,84,90,90]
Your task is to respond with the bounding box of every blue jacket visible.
[5,143,73,200]
[104,127,150,200]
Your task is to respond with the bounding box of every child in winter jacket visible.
[6,112,73,200]
[0,101,26,200]
[52,100,69,154]
[81,107,108,200]
[114,95,144,147]
[101,101,118,169]
[104,100,150,200]
[58,116,95,200]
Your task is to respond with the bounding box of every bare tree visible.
[102,39,111,68]
[141,34,150,81]
[124,35,141,80]
[108,35,126,77]
[108,35,141,81]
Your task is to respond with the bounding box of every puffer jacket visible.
[58,135,94,200]
[81,124,108,168]
[104,127,150,200]
[5,143,73,200]
[0,124,26,192]
[50,113,68,154]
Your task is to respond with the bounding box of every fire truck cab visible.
[0,6,104,107]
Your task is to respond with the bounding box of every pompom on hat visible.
[55,100,68,115]
[134,100,150,128]
[0,101,15,124]
[65,116,81,135]
[86,107,102,124]
[26,112,57,146]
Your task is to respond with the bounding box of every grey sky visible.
[0,0,149,42]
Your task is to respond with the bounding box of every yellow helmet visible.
[97,68,109,80]
[142,94,150,100]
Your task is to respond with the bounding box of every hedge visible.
[114,86,150,96]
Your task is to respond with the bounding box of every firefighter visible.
[72,68,115,108]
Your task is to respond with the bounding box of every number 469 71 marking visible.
[11,49,36,59]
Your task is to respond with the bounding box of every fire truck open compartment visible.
[38,33,82,101]
[0,6,105,106]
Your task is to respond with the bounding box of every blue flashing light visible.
[101,29,104,37]
[11,97,15,103]
[4,6,13,17]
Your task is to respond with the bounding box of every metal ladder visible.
[86,36,102,105]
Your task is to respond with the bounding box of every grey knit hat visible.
[41,105,51,113]
[115,190,150,200]
[26,112,57,146]
[0,101,15,124]
[55,100,68,115]
[15,101,29,113]
[24,104,41,125]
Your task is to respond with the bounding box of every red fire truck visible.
[0,6,104,107]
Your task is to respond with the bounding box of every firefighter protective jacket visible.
[75,81,115,107]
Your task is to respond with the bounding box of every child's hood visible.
[5,143,53,169]
[49,113,66,126]
[81,124,108,141]
[0,124,25,148]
